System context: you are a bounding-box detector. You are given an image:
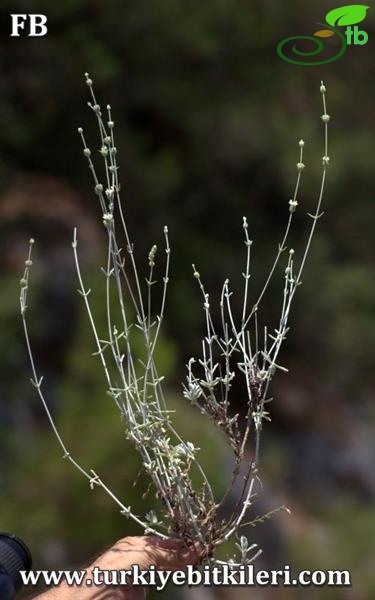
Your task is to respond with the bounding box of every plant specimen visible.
[20,77,330,565]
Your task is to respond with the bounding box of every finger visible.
[141,538,202,570]
[110,536,203,571]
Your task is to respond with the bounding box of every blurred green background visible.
[0,1,374,598]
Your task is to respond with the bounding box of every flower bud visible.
[102,213,113,225]
[148,244,157,267]
[192,264,200,279]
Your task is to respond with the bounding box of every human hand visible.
[35,536,201,600]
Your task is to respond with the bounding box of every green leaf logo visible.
[326,5,369,27]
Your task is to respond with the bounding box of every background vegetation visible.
[0,1,374,598]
